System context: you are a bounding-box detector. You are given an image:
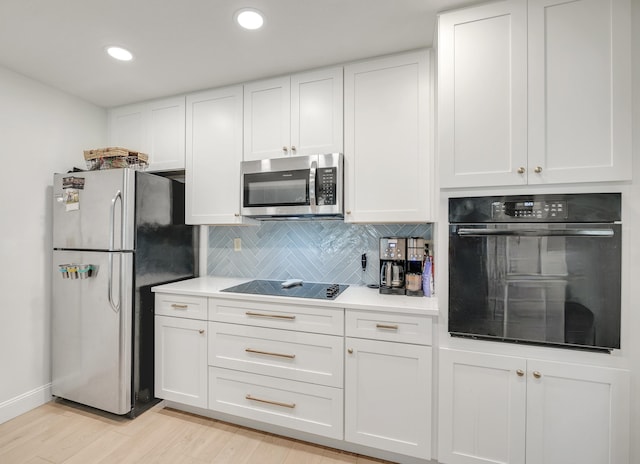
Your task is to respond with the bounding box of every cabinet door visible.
[146,96,186,171]
[527,0,632,184]
[108,97,186,172]
[438,1,528,188]
[438,349,526,464]
[243,76,291,160]
[154,315,207,408]
[108,103,147,153]
[186,86,250,225]
[291,67,343,156]
[525,360,630,464]
[345,338,432,459]
[344,50,433,223]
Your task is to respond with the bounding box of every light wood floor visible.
[0,401,396,464]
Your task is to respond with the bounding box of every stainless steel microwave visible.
[241,153,344,219]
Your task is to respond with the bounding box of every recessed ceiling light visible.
[235,8,264,30]
[106,46,134,61]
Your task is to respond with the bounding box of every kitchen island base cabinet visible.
[438,348,630,464]
[154,315,207,408]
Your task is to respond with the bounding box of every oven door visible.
[448,223,621,350]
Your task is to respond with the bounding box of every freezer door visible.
[53,169,135,250]
[52,250,133,415]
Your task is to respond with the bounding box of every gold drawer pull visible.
[245,311,296,320]
[245,348,296,359]
[245,394,295,409]
[171,304,188,309]
[376,323,399,330]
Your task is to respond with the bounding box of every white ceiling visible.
[0,0,480,108]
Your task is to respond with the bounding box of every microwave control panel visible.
[316,167,337,206]
[492,200,568,219]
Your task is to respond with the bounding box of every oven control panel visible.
[492,200,568,219]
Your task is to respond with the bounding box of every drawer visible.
[208,322,343,387]
[345,310,433,345]
[209,298,344,335]
[155,293,207,320]
[208,367,343,440]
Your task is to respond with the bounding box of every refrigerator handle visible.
[109,190,122,251]
[108,190,122,313]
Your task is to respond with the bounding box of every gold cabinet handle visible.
[234,213,240,217]
[347,348,353,354]
[282,146,289,153]
[246,394,295,409]
[533,371,542,379]
[245,311,296,320]
[291,145,296,152]
[198,329,205,334]
[346,210,352,215]
[534,166,543,173]
[171,304,188,309]
[516,369,525,377]
[376,323,399,330]
[245,348,296,359]
[517,167,526,174]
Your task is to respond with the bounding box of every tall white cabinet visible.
[344,50,433,223]
[108,96,186,172]
[438,349,630,464]
[438,0,632,188]
[243,67,343,160]
[185,85,252,225]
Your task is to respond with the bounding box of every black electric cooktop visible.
[221,280,349,300]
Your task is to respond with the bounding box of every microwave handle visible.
[457,228,615,238]
[309,160,317,213]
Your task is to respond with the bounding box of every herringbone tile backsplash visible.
[207,222,432,285]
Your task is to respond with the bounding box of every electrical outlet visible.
[233,238,242,251]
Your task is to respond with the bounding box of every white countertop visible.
[152,277,439,317]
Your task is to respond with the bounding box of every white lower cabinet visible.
[208,367,343,439]
[345,338,432,459]
[345,310,433,460]
[154,291,437,461]
[208,300,345,441]
[154,314,207,408]
[438,348,630,464]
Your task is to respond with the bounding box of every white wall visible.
[0,65,106,423]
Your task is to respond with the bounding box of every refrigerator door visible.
[52,250,134,415]
[53,169,135,251]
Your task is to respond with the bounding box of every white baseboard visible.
[0,383,52,425]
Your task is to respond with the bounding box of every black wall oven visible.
[448,193,621,351]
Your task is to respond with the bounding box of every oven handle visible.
[456,228,615,238]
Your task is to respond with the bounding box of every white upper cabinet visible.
[243,67,343,160]
[108,96,186,172]
[527,0,631,184]
[438,0,631,188]
[438,1,527,188]
[344,50,433,223]
[185,85,252,225]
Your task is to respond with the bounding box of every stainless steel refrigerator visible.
[51,168,197,416]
